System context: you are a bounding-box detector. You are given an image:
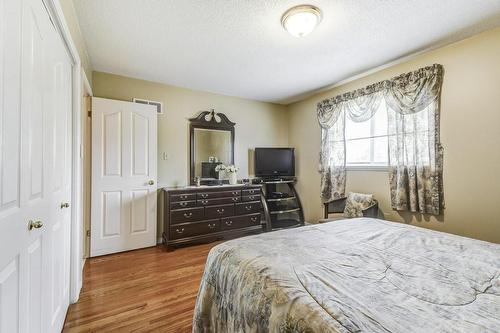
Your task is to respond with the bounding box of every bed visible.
[193,218,500,332]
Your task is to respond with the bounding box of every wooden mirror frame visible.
[189,110,235,185]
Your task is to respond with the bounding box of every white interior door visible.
[0,0,72,332]
[91,97,157,257]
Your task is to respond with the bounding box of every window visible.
[345,100,388,169]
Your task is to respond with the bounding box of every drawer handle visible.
[249,190,255,194]
[201,200,209,204]
[245,205,252,211]
[231,197,238,202]
[183,212,193,218]
[225,220,233,226]
[216,208,225,214]
[251,217,258,223]
[201,193,208,198]
[180,195,188,199]
[180,202,188,207]
[248,196,255,200]
[208,223,216,229]
[231,191,239,195]
[175,228,185,234]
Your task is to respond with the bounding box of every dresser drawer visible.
[242,194,259,202]
[242,188,260,196]
[197,196,240,206]
[221,213,261,231]
[235,201,262,215]
[171,193,196,202]
[169,219,219,240]
[197,190,241,199]
[170,200,196,210]
[205,204,234,219]
[170,207,204,224]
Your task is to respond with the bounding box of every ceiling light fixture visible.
[281,5,322,38]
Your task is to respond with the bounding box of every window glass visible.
[345,102,389,167]
[346,138,371,164]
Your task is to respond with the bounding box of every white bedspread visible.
[193,218,500,332]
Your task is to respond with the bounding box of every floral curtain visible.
[317,64,444,215]
[385,65,444,215]
[318,104,345,200]
[317,83,387,202]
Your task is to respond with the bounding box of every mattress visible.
[193,218,500,332]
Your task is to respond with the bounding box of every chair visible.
[319,197,379,223]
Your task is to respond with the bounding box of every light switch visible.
[162,152,168,160]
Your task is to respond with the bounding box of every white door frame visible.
[80,69,92,268]
[42,0,86,303]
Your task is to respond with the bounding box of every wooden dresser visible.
[162,185,270,249]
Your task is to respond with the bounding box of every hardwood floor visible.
[63,242,219,332]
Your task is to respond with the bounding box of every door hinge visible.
[86,230,91,237]
[86,96,92,117]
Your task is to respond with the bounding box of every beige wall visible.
[93,72,288,239]
[59,0,93,83]
[288,27,500,243]
[92,28,500,244]
[92,72,289,187]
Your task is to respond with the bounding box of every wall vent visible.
[133,98,164,115]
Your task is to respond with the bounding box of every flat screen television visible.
[255,148,295,178]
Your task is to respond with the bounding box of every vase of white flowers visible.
[228,171,237,185]
[215,164,239,185]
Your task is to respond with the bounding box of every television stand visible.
[255,177,305,230]
[264,179,295,184]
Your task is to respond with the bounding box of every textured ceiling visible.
[73,0,500,104]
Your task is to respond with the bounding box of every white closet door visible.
[91,97,157,257]
[43,21,73,333]
[0,0,72,332]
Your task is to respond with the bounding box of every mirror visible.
[193,129,231,179]
[190,110,235,184]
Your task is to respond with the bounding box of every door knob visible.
[148,180,155,185]
[28,220,43,231]
[61,202,70,209]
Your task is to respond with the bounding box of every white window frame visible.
[345,111,389,172]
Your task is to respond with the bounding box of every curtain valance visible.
[385,64,443,115]
[317,64,443,128]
